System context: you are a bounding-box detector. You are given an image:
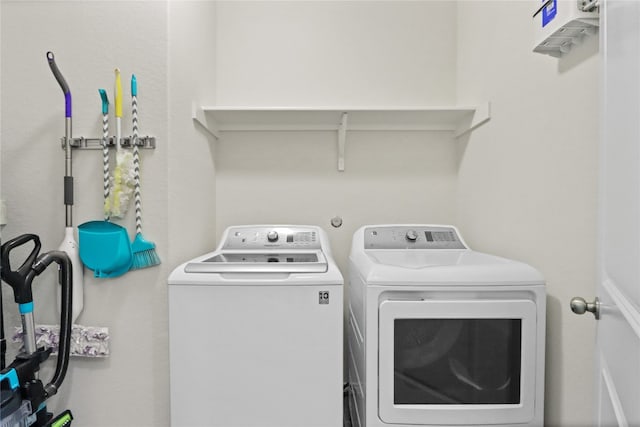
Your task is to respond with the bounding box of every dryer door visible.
[378,299,537,425]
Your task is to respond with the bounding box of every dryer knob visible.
[267,230,279,242]
[405,230,418,242]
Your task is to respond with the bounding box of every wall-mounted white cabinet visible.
[192,103,490,170]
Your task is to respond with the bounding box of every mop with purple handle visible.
[130,75,160,269]
[46,51,83,324]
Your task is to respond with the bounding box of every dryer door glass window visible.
[393,318,522,405]
[378,299,537,425]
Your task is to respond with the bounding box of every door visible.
[571,1,640,425]
[378,299,537,425]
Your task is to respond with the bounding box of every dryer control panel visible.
[222,226,321,250]
[364,226,466,250]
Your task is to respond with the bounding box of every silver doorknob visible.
[570,296,600,320]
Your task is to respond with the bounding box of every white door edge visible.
[602,278,640,338]
[599,353,629,427]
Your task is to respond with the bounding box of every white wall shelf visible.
[192,102,490,171]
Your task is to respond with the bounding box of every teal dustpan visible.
[78,220,132,278]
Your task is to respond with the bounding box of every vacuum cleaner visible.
[0,234,74,426]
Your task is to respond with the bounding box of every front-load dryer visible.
[347,225,545,427]
[169,225,343,427]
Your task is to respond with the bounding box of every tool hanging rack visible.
[61,135,156,150]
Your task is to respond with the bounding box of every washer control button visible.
[267,230,279,242]
[405,230,418,242]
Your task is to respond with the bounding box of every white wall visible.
[456,1,599,426]
[0,1,207,425]
[0,0,218,423]
[214,1,459,273]
[215,1,457,106]
[167,2,218,267]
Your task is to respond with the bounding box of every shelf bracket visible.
[192,104,220,140]
[454,102,491,138]
[337,112,348,172]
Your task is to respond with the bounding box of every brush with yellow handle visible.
[109,68,135,218]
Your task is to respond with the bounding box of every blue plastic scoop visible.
[78,221,132,278]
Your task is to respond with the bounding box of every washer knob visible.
[267,230,279,242]
[405,230,418,242]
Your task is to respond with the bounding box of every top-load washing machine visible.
[347,225,545,427]
[169,225,343,427]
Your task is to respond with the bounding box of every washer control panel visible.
[222,226,320,249]
[364,226,466,250]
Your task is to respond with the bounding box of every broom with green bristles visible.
[130,74,160,269]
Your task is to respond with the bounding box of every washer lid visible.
[184,250,328,273]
